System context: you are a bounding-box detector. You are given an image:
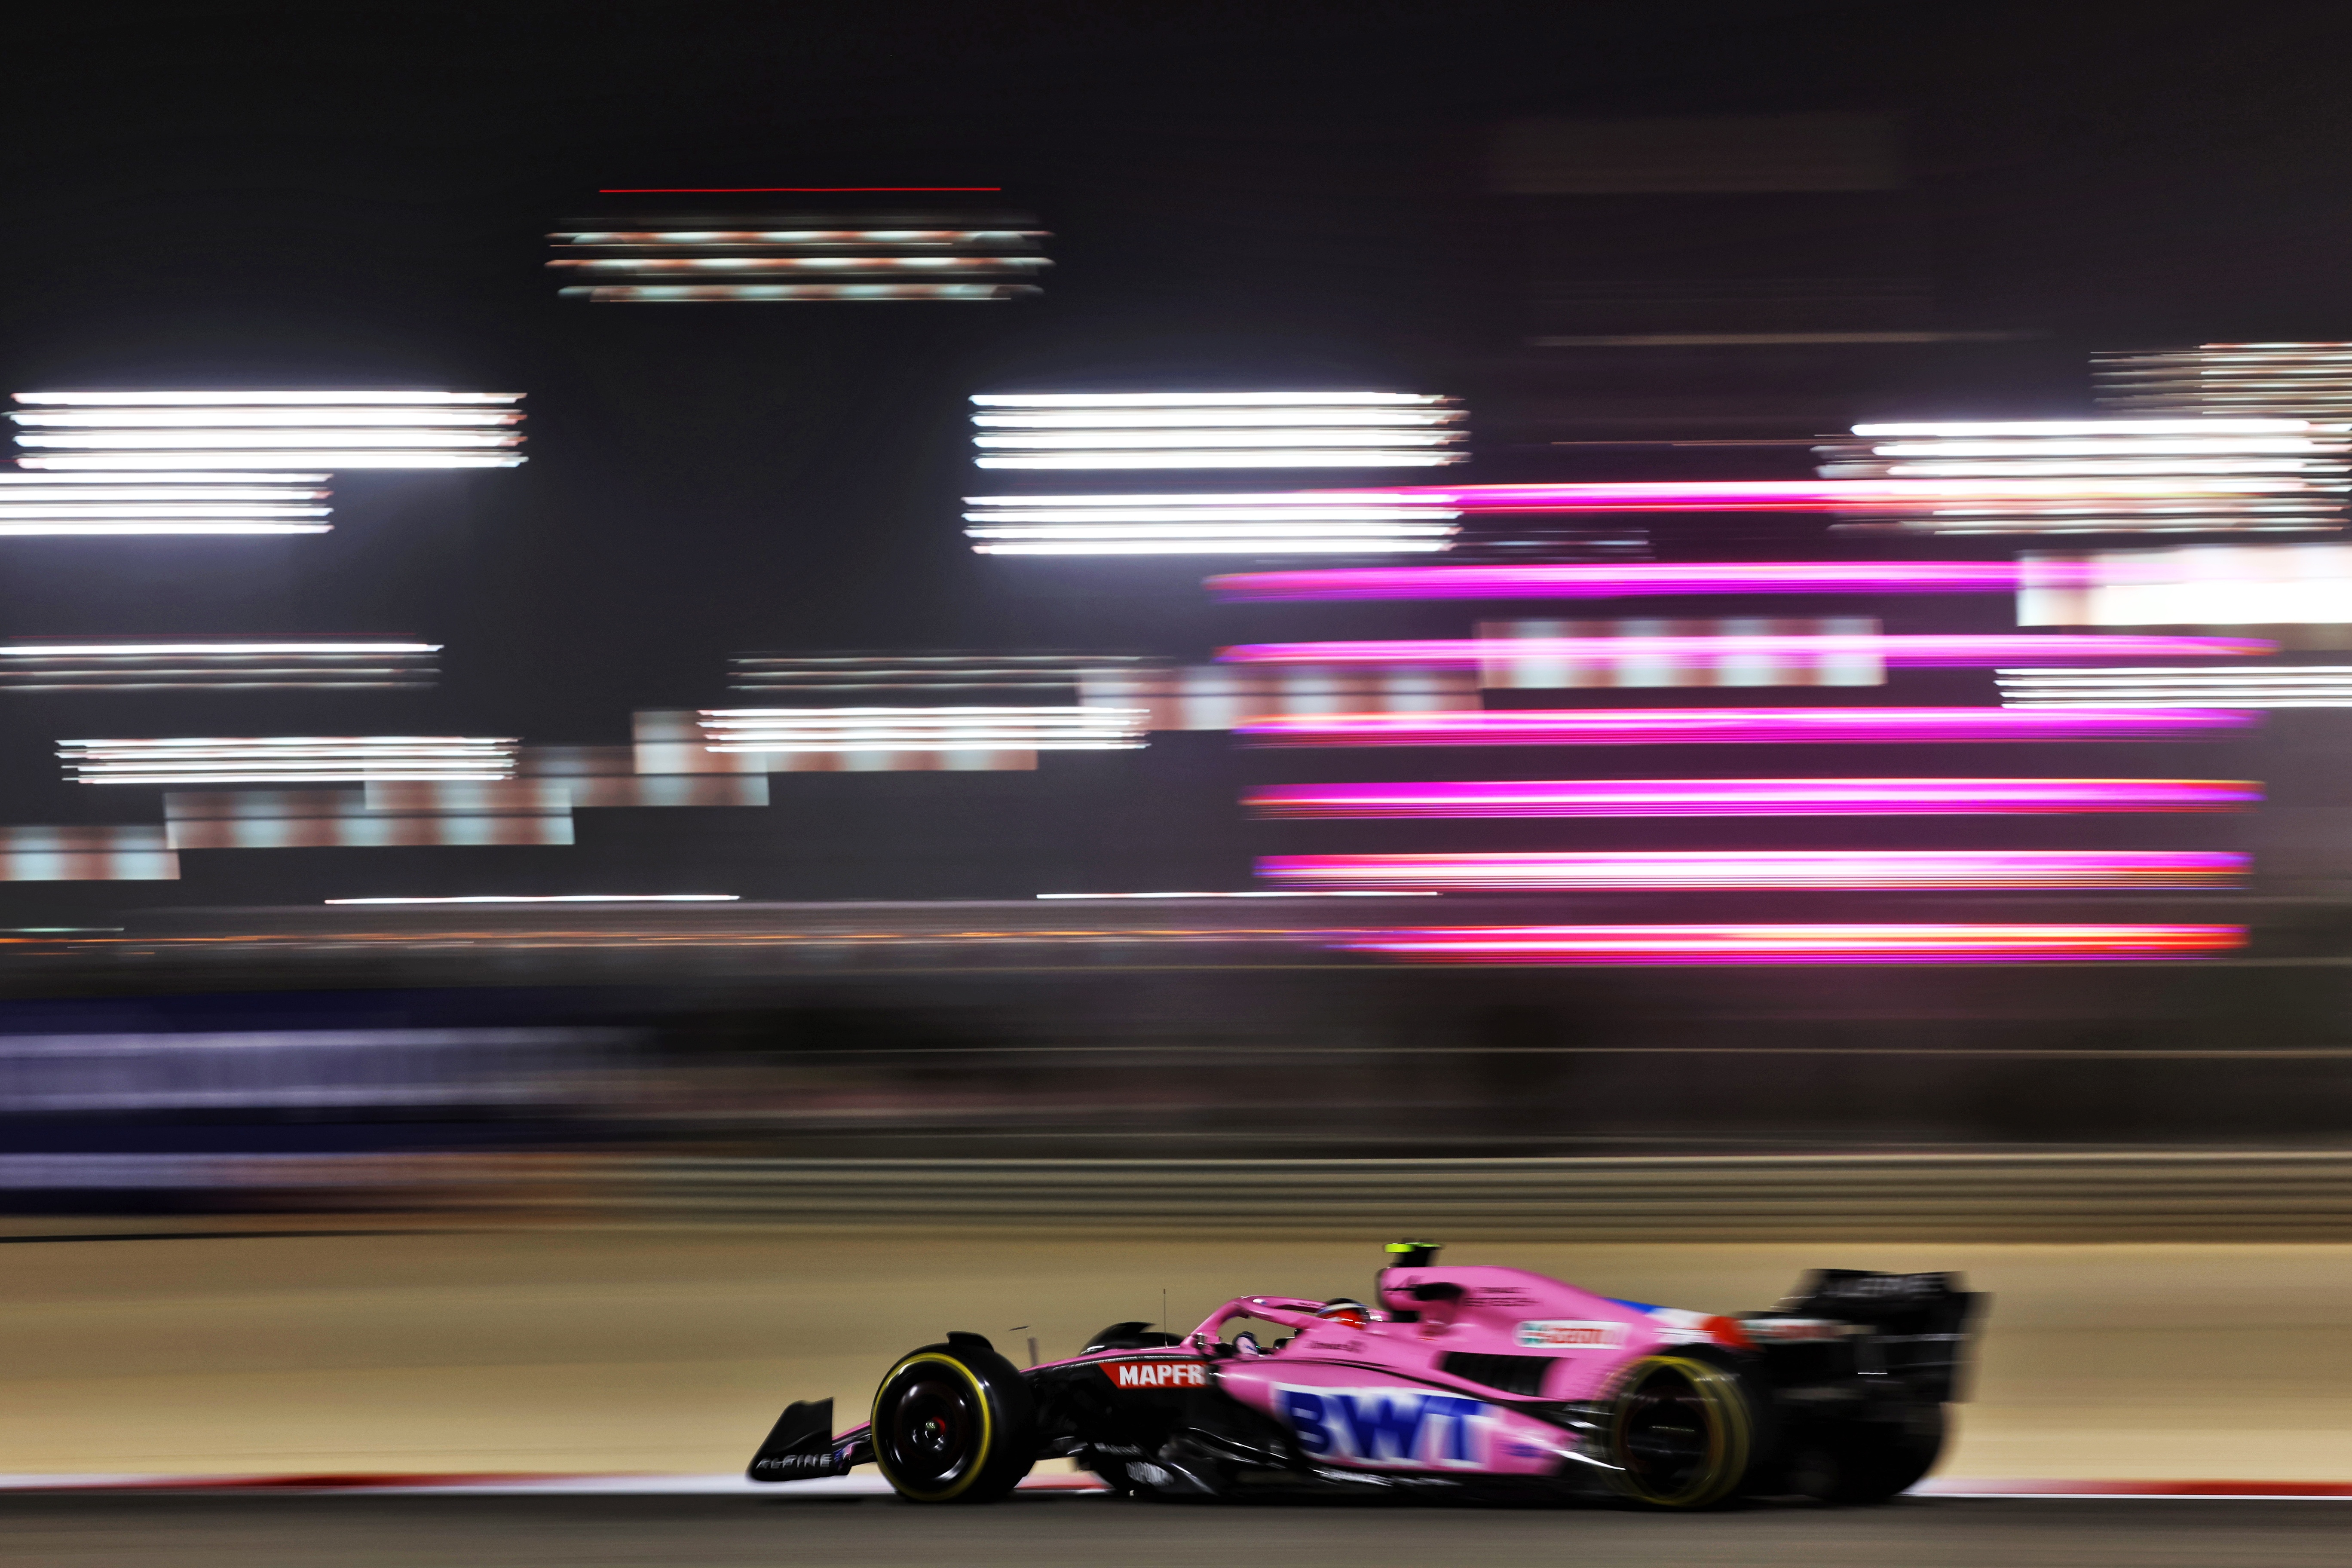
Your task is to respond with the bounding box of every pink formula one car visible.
[748,1242,1983,1510]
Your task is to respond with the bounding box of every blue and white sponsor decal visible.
[1275,1384,1495,1469]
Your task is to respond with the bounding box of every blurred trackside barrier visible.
[496,1150,2352,1239]
[12,1150,2350,1239]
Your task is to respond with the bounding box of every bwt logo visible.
[1276,1386,1493,1469]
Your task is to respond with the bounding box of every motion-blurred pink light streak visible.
[1211,479,2311,513]
[1262,850,2246,892]
[1209,562,2050,602]
[1218,635,2270,667]
[1236,707,2259,747]
[1243,778,2263,818]
[1333,924,2245,965]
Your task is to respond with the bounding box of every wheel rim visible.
[1612,1358,1745,1506]
[879,1371,981,1491]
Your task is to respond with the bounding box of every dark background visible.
[3,0,2350,906]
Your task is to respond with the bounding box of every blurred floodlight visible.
[61,736,516,785]
[970,393,1466,470]
[164,782,567,848]
[1471,616,1884,687]
[2020,544,2352,628]
[0,824,177,880]
[1078,665,1477,729]
[9,392,526,469]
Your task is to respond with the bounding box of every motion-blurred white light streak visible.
[973,409,1464,429]
[968,508,1449,524]
[0,472,335,533]
[975,430,1461,451]
[972,538,1455,554]
[551,256,1047,273]
[1822,420,2347,533]
[558,230,1039,245]
[700,707,1146,752]
[10,392,527,470]
[0,474,331,490]
[968,493,1458,513]
[970,392,1466,470]
[962,492,1461,554]
[2098,344,2352,417]
[6,642,432,657]
[1,642,439,692]
[14,392,518,406]
[23,453,521,471]
[2000,666,2352,706]
[324,894,739,905]
[971,524,1453,540]
[0,521,332,536]
[14,409,521,428]
[1872,439,2328,457]
[980,451,1466,470]
[1853,420,2313,437]
[972,393,1448,407]
[0,506,330,520]
[21,430,521,450]
[560,284,1032,302]
[60,737,515,785]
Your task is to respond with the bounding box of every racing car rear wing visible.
[1744,1269,1986,1403]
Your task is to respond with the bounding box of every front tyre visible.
[1606,1354,1757,1509]
[870,1343,1038,1503]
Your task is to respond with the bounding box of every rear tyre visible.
[1812,1402,1946,1504]
[870,1342,1038,1503]
[1606,1354,1757,1509]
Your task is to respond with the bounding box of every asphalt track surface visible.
[5,1493,2347,1568]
